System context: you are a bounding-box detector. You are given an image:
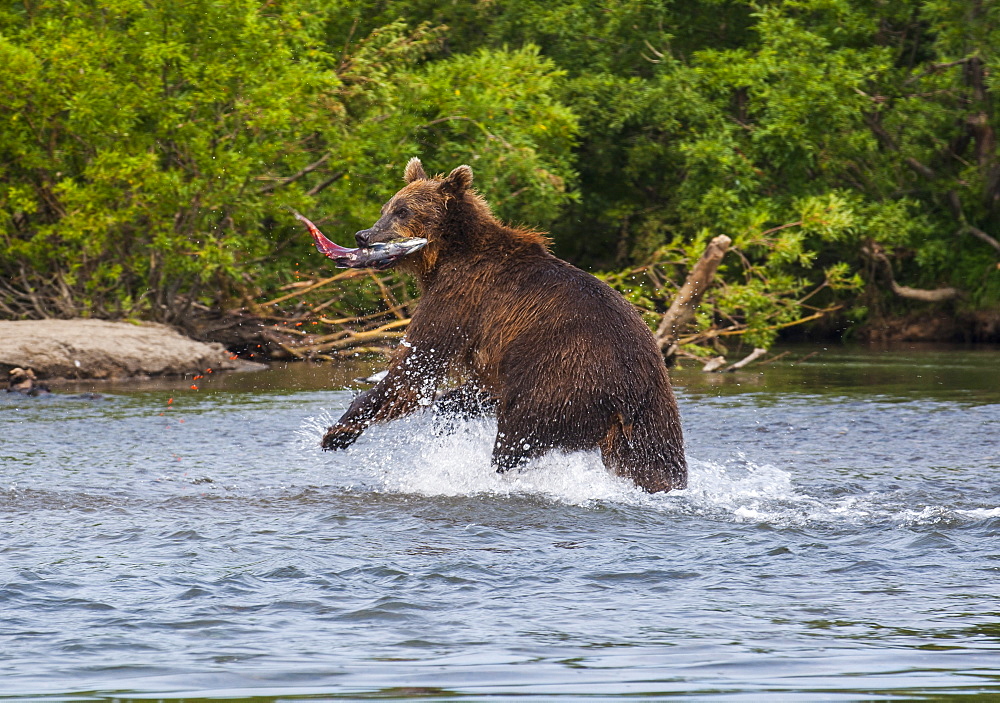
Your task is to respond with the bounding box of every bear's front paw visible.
[321,424,363,450]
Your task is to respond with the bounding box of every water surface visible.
[2,344,999,700]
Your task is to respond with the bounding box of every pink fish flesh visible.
[292,210,427,270]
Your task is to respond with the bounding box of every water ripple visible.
[2,361,1000,699]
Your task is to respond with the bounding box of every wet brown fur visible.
[323,158,686,492]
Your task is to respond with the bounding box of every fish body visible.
[292,210,426,270]
[336,238,428,270]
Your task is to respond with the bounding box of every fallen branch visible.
[260,269,364,307]
[296,318,411,354]
[701,356,727,372]
[314,330,406,352]
[757,350,791,366]
[656,234,732,360]
[276,342,307,358]
[314,345,396,360]
[674,307,841,346]
[268,325,310,336]
[724,347,767,372]
[319,303,410,325]
[309,295,344,314]
[370,272,406,320]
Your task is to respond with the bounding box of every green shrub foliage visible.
[0,1,575,321]
[2,0,998,343]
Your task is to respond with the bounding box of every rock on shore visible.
[0,319,264,379]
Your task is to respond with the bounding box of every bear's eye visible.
[394,206,410,219]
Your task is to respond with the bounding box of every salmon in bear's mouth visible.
[292,210,427,271]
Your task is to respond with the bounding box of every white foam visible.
[956,507,1000,519]
[351,414,640,504]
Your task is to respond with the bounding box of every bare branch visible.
[643,39,665,59]
[888,281,962,302]
[701,356,726,372]
[905,156,936,179]
[903,56,977,86]
[655,235,732,355]
[864,117,936,179]
[260,269,364,307]
[864,244,963,302]
[258,153,331,194]
[723,347,767,372]
[297,318,410,354]
[675,306,842,346]
[306,170,346,197]
[965,225,1000,255]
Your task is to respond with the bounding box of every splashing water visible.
[298,408,998,529]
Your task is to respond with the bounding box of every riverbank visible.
[0,319,265,381]
[4,310,998,386]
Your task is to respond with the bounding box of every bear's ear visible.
[404,157,428,183]
[441,165,473,197]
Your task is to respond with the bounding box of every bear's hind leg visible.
[491,417,547,474]
[599,417,687,493]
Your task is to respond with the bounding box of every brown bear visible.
[321,158,686,492]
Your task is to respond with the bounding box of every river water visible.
[2,345,999,700]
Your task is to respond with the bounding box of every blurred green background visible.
[2,0,998,351]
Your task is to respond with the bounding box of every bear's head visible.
[353,158,483,278]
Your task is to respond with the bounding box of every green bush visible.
[2,0,998,346]
[0,1,576,321]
